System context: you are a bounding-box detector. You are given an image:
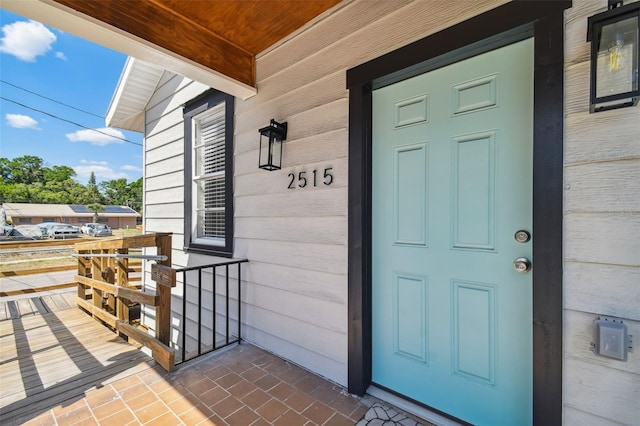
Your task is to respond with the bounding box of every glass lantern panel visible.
[259,133,283,170]
[596,16,639,99]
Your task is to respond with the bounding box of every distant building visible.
[2,203,140,229]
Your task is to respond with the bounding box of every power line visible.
[0,79,104,119]
[0,96,143,147]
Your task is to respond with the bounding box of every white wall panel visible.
[565,160,640,213]
[565,261,640,321]
[564,359,640,425]
[563,0,640,423]
[145,155,183,178]
[565,109,640,165]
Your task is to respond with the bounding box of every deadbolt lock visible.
[514,230,531,243]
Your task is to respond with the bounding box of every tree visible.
[0,158,10,182]
[86,171,103,203]
[43,165,76,183]
[0,156,141,207]
[0,183,31,203]
[4,155,44,184]
[100,178,128,206]
[126,178,143,212]
[86,203,104,223]
[98,177,142,211]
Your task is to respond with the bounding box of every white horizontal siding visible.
[145,155,183,179]
[236,217,347,245]
[565,108,640,165]
[256,0,413,81]
[145,186,183,206]
[563,359,640,425]
[565,160,640,213]
[235,238,347,274]
[236,259,347,304]
[563,0,640,424]
[565,262,640,321]
[565,213,640,267]
[563,406,624,426]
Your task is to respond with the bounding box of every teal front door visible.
[372,39,534,425]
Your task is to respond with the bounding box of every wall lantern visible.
[587,0,640,112]
[258,119,288,171]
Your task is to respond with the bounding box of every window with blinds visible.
[193,104,226,243]
[184,89,234,257]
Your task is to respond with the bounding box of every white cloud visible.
[0,20,56,62]
[66,128,125,146]
[79,160,109,166]
[121,165,142,172]
[5,113,40,130]
[74,161,129,180]
[55,51,67,60]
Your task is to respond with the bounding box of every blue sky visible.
[0,9,143,184]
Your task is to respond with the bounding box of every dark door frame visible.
[346,1,570,425]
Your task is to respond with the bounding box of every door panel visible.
[372,39,533,425]
[394,143,428,245]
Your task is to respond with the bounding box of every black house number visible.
[288,168,333,189]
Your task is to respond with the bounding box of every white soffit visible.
[106,58,164,132]
[1,0,257,100]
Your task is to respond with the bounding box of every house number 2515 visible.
[287,168,333,189]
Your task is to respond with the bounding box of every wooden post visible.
[155,234,173,346]
[77,249,89,300]
[116,248,130,333]
[104,251,116,315]
[116,248,130,287]
[90,250,103,320]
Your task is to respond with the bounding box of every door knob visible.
[513,257,532,273]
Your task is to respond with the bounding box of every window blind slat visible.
[193,102,227,240]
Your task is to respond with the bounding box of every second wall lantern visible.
[259,119,288,171]
[587,0,640,112]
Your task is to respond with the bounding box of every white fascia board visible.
[2,0,257,100]
[106,57,163,132]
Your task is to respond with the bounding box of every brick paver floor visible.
[12,343,375,425]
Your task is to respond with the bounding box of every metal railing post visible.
[182,271,186,363]
[238,262,242,343]
[225,264,229,345]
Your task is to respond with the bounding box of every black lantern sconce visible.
[587,0,640,112]
[258,119,288,171]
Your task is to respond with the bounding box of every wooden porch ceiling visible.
[52,0,343,88]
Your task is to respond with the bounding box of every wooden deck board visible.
[0,307,155,424]
[1,290,77,323]
[1,334,145,386]
[1,333,144,384]
[41,293,74,311]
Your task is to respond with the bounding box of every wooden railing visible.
[74,233,176,371]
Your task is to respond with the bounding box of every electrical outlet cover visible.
[592,317,628,361]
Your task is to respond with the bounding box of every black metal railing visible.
[175,259,248,364]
